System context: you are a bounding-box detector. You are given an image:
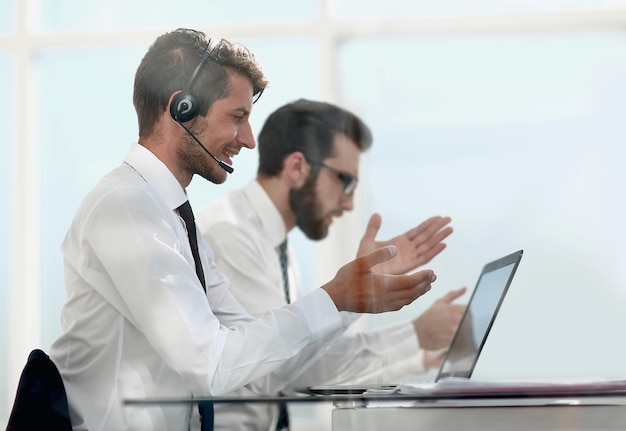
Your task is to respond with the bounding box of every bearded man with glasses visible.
[196,98,468,431]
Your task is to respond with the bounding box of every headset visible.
[170,37,221,123]
[169,37,234,173]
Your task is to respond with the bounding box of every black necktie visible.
[276,239,290,431]
[177,201,206,291]
[177,200,213,430]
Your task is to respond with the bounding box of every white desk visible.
[332,398,626,431]
[124,386,626,431]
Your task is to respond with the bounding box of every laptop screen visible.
[436,250,523,381]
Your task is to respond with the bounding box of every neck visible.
[139,133,192,189]
[257,175,296,232]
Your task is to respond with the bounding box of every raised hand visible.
[357,214,453,275]
[322,245,436,313]
[413,286,467,351]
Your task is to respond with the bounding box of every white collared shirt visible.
[197,179,425,431]
[50,144,342,431]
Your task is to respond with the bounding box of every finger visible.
[414,225,454,251]
[357,245,398,271]
[384,270,436,310]
[406,268,437,286]
[411,220,454,263]
[451,306,466,323]
[413,242,447,265]
[408,215,448,236]
[406,216,452,241]
[361,213,382,244]
[438,286,468,303]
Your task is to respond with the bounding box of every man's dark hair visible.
[133,28,268,137]
[257,99,373,177]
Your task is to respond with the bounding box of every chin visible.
[305,225,330,241]
[199,170,227,185]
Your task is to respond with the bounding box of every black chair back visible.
[6,349,72,431]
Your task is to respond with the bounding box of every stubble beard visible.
[180,133,227,185]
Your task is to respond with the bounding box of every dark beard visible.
[179,132,226,185]
[289,173,329,240]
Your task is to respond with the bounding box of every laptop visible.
[303,249,524,395]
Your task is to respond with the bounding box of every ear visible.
[282,152,311,188]
[167,91,182,122]
[163,92,185,137]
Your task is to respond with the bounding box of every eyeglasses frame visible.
[306,158,359,196]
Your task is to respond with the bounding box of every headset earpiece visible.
[170,92,198,123]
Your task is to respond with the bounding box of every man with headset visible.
[48,28,437,431]
[197,99,467,431]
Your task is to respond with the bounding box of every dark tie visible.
[177,201,206,291]
[177,200,213,430]
[278,240,290,304]
[276,239,290,431]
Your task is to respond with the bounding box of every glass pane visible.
[0,51,14,421]
[37,36,322,348]
[0,0,13,34]
[332,0,623,20]
[186,36,321,295]
[339,31,626,380]
[37,45,147,348]
[36,0,317,33]
[36,35,322,425]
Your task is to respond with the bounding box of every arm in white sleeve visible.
[201,212,426,391]
[84,187,343,396]
[287,319,425,387]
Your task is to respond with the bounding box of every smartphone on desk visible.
[299,384,397,395]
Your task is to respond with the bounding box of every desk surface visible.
[332,402,626,431]
[124,386,626,407]
[124,388,626,431]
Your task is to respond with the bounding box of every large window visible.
[338,30,626,380]
[331,0,619,18]
[37,45,145,345]
[4,1,626,429]
[36,0,318,32]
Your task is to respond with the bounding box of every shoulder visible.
[76,164,171,224]
[197,188,259,235]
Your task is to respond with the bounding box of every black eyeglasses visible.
[308,159,359,196]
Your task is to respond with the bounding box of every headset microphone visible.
[177,120,234,174]
[170,37,233,174]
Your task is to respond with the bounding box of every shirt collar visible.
[123,143,188,210]
[243,179,287,249]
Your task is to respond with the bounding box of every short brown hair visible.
[257,99,373,177]
[133,28,268,137]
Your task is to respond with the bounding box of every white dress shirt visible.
[49,144,344,431]
[196,179,425,431]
